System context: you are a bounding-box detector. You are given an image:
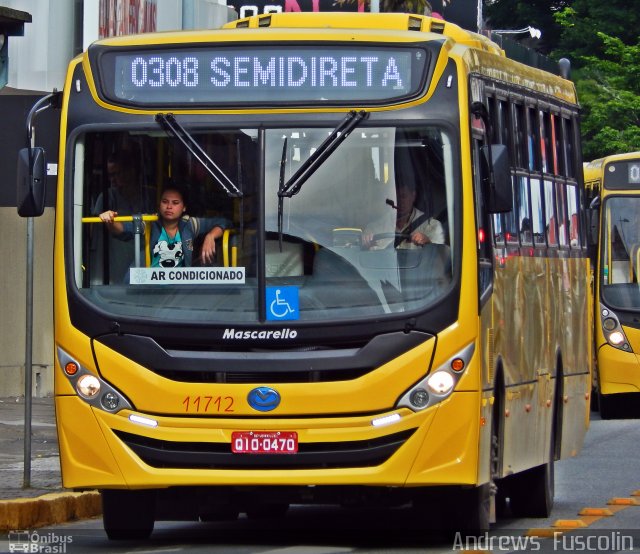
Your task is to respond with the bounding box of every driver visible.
[362,181,444,249]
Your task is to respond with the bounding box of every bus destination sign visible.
[604,160,640,190]
[96,45,429,106]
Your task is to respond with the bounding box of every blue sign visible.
[266,286,299,321]
[247,387,281,412]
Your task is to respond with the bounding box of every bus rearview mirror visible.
[17,147,47,218]
[586,206,600,247]
[482,144,512,213]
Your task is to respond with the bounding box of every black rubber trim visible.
[114,428,416,469]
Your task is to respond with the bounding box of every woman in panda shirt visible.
[98,186,230,268]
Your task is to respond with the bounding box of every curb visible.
[0,491,102,530]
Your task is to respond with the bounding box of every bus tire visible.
[507,459,554,518]
[414,485,491,536]
[102,489,155,540]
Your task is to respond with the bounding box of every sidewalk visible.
[0,396,101,530]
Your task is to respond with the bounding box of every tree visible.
[553,0,639,68]
[569,33,640,159]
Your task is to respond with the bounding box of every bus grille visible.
[152,367,369,383]
[113,428,416,470]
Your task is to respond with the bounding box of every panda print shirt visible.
[152,228,184,268]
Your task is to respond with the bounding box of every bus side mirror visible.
[17,147,47,217]
[586,198,600,266]
[586,204,600,247]
[482,144,512,213]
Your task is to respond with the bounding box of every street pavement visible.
[0,396,61,498]
[0,396,101,530]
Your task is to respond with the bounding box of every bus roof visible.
[585,151,640,169]
[224,12,503,55]
[584,152,640,193]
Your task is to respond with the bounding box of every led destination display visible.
[604,161,640,190]
[98,45,429,105]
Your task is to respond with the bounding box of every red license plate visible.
[231,431,298,454]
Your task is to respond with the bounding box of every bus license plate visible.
[231,431,298,454]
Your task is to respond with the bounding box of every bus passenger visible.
[92,150,156,281]
[94,150,156,218]
[362,181,444,249]
[99,186,230,268]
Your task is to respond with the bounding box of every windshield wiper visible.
[277,137,289,250]
[278,110,368,199]
[155,113,243,198]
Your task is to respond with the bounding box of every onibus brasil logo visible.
[8,530,73,553]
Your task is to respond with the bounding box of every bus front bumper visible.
[597,344,640,395]
[55,392,481,490]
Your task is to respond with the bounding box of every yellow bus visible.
[584,152,640,418]
[17,12,591,539]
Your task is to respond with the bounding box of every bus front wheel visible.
[101,489,156,540]
[507,460,554,518]
[413,485,491,534]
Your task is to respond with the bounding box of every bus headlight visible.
[608,331,625,345]
[600,305,633,352]
[426,371,455,395]
[57,347,133,413]
[77,374,101,398]
[396,342,475,412]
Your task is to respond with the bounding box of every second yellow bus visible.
[585,152,640,418]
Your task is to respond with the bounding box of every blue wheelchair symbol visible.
[266,287,299,321]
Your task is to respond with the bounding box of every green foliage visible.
[563,32,640,159]
[553,0,639,67]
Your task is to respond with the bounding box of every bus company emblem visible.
[247,387,281,412]
[223,328,297,340]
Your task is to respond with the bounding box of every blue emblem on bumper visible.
[247,387,281,412]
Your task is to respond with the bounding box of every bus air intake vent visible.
[154,367,370,383]
[430,20,446,34]
[114,428,416,470]
[408,17,422,31]
[96,332,432,385]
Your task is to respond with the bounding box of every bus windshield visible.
[74,124,455,323]
[601,196,640,310]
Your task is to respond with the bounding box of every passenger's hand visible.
[411,231,430,246]
[362,232,374,248]
[200,231,217,264]
[99,210,117,224]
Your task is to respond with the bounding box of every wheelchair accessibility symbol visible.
[266,286,299,321]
